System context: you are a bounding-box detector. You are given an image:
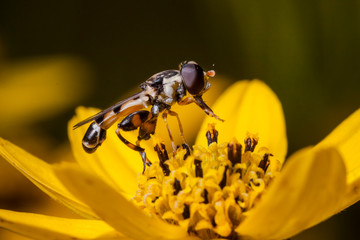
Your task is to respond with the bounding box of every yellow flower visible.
[0,80,359,240]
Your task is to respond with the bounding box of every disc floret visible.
[132,125,281,239]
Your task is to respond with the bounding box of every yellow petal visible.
[316,109,360,184]
[340,177,360,211]
[196,80,287,163]
[315,109,360,212]
[0,138,96,219]
[236,147,346,240]
[69,107,160,197]
[54,164,191,240]
[0,209,123,240]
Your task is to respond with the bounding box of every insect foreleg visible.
[163,109,191,154]
[179,96,224,122]
[178,96,194,106]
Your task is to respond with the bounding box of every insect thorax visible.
[141,70,185,107]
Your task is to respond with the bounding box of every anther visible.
[219,166,229,189]
[154,142,170,176]
[194,159,203,177]
[258,153,272,173]
[179,143,191,160]
[251,138,258,152]
[227,140,242,166]
[202,189,209,204]
[133,127,281,238]
[211,218,217,227]
[206,123,218,146]
[244,137,258,152]
[173,178,182,195]
[182,204,190,219]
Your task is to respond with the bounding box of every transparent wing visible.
[73,91,144,129]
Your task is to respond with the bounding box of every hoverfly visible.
[73,61,223,172]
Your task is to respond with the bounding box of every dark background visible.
[0,1,359,239]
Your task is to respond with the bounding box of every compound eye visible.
[180,63,205,95]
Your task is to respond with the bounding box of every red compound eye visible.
[180,63,205,95]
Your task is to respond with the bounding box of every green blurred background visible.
[0,0,359,239]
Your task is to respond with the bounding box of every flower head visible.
[133,129,281,239]
[0,80,359,240]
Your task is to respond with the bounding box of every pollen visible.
[132,125,282,239]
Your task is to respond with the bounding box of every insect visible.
[73,61,223,172]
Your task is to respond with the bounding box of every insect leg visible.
[177,96,194,105]
[163,109,192,154]
[162,111,177,156]
[115,128,144,152]
[117,110,154,172]
[179,96,224,122]
[115,128,150,173]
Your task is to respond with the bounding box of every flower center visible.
[132,124,281,239]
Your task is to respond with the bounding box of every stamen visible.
[206,123,218,146]
[173,178,182,195]
[244,136,258,152]
[194,159,203,177]
[154,142,170,176]
[133,127,281,239]
[227,139,242,166]
[219,166,229,189]
[182,204,190,219]
[258,153,272,173]
[202,189,209,204]
[179,143,191,160]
